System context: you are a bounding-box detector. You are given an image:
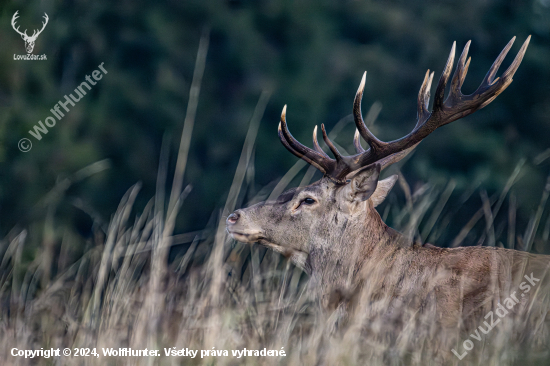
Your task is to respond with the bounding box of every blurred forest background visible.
[0,0,549,256]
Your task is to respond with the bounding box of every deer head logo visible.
[11,11,49,54]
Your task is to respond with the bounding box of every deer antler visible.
[279,37,531,184]
[11,11,49,40]
[11,11,28,38]
[30,13,49,39]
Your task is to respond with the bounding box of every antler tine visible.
[502,35,530,80]
[321,124,343,161]
[353,72,385,152]
[278,106,333,175]
[433,42,456,110]
[416,70,433,129]
[278,124,330,175]
[312,125,331,158]
[449,41,471,99]
[475,36,530,110]
[353,129,366,153]
[482,37,515,87]
[279,105,313,159]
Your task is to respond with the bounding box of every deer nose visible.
[226,211,240,225]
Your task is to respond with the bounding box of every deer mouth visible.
[226,229,265,243]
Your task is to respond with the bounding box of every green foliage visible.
[0,0,549,249]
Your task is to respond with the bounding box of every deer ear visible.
[344,164,380,203]
[370,175,398,207]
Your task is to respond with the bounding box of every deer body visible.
[226,36,550,329]
[230,173,550,323]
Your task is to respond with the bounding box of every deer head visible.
[227,160,400,272]
[12,11,49,54]
[227,37,530,293]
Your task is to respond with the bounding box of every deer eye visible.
[302,197,316,205]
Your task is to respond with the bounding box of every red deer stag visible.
[226,37,550,329]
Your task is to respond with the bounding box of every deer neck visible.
[307,204,409,298]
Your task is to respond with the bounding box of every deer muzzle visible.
[226,209,264,243]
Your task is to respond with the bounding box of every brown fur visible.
[227,170,550,330]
